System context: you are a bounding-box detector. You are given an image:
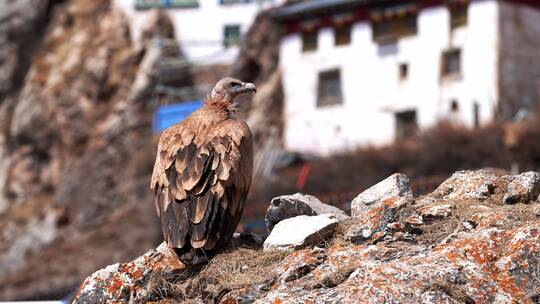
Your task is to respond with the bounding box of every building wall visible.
[498,1,540,120]
[114,0,283,64]
[280,0,500,156]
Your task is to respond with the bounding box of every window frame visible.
[399,62,409,81]
[395,110,418,140]
[223,24,242,48]
[371,13,418,43]
[317,69,344,108]
[220,0,252,5]
[135,0,199,10]
[302,29,318,53]
[449,2,469,29]
[441,48,462,80]
[334,23,352,46]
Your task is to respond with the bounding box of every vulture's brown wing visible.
[150,119,253,264]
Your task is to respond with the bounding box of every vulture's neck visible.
[204,97,237,120]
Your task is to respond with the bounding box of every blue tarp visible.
[153,100,203,133]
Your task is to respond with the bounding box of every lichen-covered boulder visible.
[265,193,348,231]
[73,243,186,304]
[430,169,498,200]
[351,173,413,216]
[503,171,540,204]
[345,196,410,243]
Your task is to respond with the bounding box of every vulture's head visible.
[210,77,256,103]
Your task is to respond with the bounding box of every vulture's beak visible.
[241,82,257,94]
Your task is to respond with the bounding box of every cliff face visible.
[0,0,53,102]
[0,0,183,299]
[231,9,285,184]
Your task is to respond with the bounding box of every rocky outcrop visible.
[0,0,186,299]
[75,243,186,304]
[231,9,285,182]
[265,193,348,231]
[0,0,51,101]
[75,170,540,303]
[230,9,281,85]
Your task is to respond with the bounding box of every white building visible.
[273,0,540,156]
[114,0,284,64]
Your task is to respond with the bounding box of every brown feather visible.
[192,191,213,224]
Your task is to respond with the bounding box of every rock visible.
[534,205,540,217]
[73,242,186,304]
[351,173,413,217]
[345,196,410,243]
[253,222,540,304]
[231,9,281,84]
[0,0,50,100]
[430,170,498,201]
[75,169,540,303]
[503,171,540,204]
[230,232,263,249]
[265,193,348,231]
[263,214,339,252]
[231,10,284,182]
[418,204,453,220]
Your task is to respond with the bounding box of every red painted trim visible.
[281,0,540,35]
[510,0,540,9]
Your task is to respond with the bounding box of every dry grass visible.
[198,248,289,288]
[329,218,357,248]
[427,280,475,304]
[143,248,289,303]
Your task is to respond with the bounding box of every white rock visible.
[351,173,413,217]
[503,171,540,204]
[533,205,540,217]
[263,214,339,252]
[265,193,348,231]
[418,204,453,220]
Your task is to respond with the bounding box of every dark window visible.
[395,110,418,140]
[450,3,468,29]
[399,63,409,80]
[317,69,343,107]
[302,30,318,52]
[442,48,461,77]
[135,0,199,9]
[334,24,352,46]
[372,14,417,43]
[224,25,241,48]
[450,99,459,112]
[373,20,390,41]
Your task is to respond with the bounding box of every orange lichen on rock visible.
[74,170,540,303]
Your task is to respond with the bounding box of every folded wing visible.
[150,119,253,264]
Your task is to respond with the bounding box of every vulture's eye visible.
[230,82,241,88]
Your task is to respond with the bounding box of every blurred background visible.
[0,0,539,301]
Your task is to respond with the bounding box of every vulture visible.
[150,77,255,265]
